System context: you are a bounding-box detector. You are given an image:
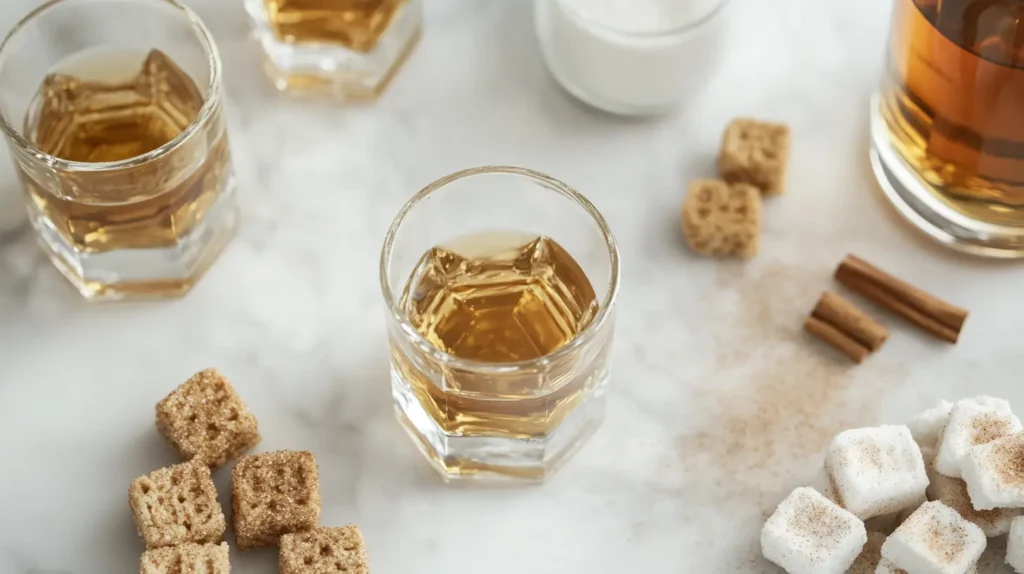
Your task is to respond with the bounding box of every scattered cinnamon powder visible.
[971,413,1015,447]
[848,532,886,574]
[676,263,908,510]
[988,435,1024,485]
[856,438,884,469]
[925,520,967,565]
[787,493,853,549]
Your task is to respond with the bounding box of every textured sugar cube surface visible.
[849,532,887,574]
[928,457,1020,535]
[760,487,867,574]
[908,400,954,450]
[156,368,261,469]
[129,461,226,549]
[1007,516,1024,574]
[881,501,986,574]
[680,179,761,259]
[935,396,1021,479]
[825,425,929,519]
[280,526,369,574]
[140,542,230,574]
[232,450,321,550]
[717,118,790,195]
[962,432,1024,511]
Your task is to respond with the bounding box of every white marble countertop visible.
[2,0,1024,572]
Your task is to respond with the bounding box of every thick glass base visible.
[30,178,239,301]
[869,93,1024,258]
[392,369,607,483]
[245,0,422,99]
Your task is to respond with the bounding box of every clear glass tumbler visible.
[380,166,620,483]
[870,0,1024,257]
[245,0,422,98]
[0,0,238,300]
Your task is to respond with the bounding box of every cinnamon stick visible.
[835,255,968,343]
[804,291,887,363]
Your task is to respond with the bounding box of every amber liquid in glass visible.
[264,0,405,51]
[393,232,607,458]
[881,0,1024,223]
[21,48,231,258]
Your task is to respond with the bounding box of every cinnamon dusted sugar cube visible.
[961,432,1024,510]
[717,118,791,195]
[881,501,986,574]
[927,462,1019,536]
[140,542,230,574]
[760,487,867,574]
[934,396,1021,479]
[232,450,321,550]
[680,179,761,258]
[129,461,226,549]
[156,368,260,469]
[280,526,369,574]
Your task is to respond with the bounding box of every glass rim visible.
[379,165,621,374]
[554,0,731,40]
[0,0,222,173]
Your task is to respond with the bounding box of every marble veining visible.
[2,0,1024,572]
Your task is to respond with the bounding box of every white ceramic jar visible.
[535,0,730,116]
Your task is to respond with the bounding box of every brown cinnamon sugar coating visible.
[718,118,791,195]
[156,369,260,469]
[232,450,321,550]
[280,526,369,574]
[140,542,230,573]
[129,461,226,549]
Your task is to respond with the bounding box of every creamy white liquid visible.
[535,0,729,115]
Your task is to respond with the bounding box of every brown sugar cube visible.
[232,450,321,550]
[279,526,370,574]
[140,542,230,574]
[156,368,260,469]
[129,461,226,549]
[717,118,791,195]
[680,179,762,258]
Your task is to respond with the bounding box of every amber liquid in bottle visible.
[393,232,607,462]
[21,48,231,261]
[881,0,1024,223]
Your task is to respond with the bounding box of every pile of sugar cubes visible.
[761,396,1024,574]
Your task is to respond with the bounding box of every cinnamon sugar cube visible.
[825,426,928,520]
[232,450,321,550]
[680,179,761,258]
[717,118,790,195]
[129,461,226,549]
[280,526,369,574]
[928,459,1020,535]
[157,368,260,469]
[908,400,953,450]
[935,396,1021,479]
[881,501,986,574]
[962,432,1024,510]
[140,542,230,574]
[760,487,867,574]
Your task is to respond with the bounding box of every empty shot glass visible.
[380,166,620,482]
[0,0,239,301]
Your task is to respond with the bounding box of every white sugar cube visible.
[935,396,1021,479]
[761,487,867,574]
[1007,516,1024,573]
[928,460,1020,536]
[962,432,1024,510]
[881,501,986,574]
[825,425,929,519]
[908,400,953,449]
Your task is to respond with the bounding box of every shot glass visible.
[245,0,422,98]
[380,166,620,483]
[0,0,239,300]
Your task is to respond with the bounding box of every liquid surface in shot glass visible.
[265,0,406,51]
[21,48,232,257]
[881,0,1024,223]
[394,231,607,450]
